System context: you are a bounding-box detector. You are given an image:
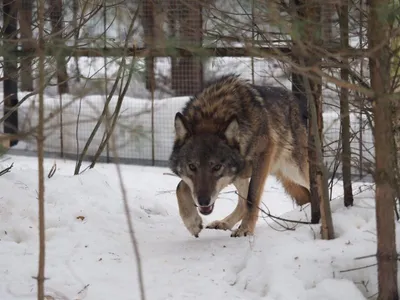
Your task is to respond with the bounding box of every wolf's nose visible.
[198,196,211,206]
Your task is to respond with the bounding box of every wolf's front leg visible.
[231,150,274,237]
[176,180,203,237]
[206,177,249,231]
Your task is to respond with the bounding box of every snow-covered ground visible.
[0,3,381,298]
[0,154,387,300]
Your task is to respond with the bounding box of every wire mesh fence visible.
[1,0,374,178]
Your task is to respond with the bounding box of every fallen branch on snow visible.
[0,163,13,176]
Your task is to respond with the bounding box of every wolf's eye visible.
[213,164,222,172]
[188,163,197,172]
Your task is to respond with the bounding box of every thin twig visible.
[0,163,13,176]
[340,263,377,273]
[47,162,57,179]
[235,191,313,225]
[77,283,90,295]
[355,254,377,260]
[109,125,146,300]
[259,205,313,225]
[259,202,298,231]
[163,172,179,177]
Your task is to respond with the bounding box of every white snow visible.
[0,2,379,299]
[0,154,389,300]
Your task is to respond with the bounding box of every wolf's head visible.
[169,113,245,215]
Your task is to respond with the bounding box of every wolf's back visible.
[180,74,264,135]
[181,74,306,133]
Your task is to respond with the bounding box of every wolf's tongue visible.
[198,204,214,215]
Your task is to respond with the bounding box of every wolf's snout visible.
[197,195,211,207]
[197,195,214,215]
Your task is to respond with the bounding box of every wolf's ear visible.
[174,112,190,140]
[224,118,239,143]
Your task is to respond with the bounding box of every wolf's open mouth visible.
[198,204,214,215]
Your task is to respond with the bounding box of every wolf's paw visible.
[183,214,203,238]
[206,220,233,231]
[230,225,254,237]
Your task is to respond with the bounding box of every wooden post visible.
[3,0,19,147]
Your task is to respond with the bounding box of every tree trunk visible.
[305,0,334,239]
[169,0,179,92]
[291,0,323,225]
[18,0,34,91]
[291,0,334,238]
[368,0,399,298]
[73,0,81,82]
[48,0,69,94]
[173,1,203,96]
[390,0,400,220]
[321,0,334,46]
[307,0,335,240]
[303,0,334,237]
[142,0,155,91]
[3,0,19,147]
[307,77,328,228]
[339,0,354,207]
[292,69,321,224]
[306,72,335,240]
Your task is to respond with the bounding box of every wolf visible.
[169,74,312,238]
